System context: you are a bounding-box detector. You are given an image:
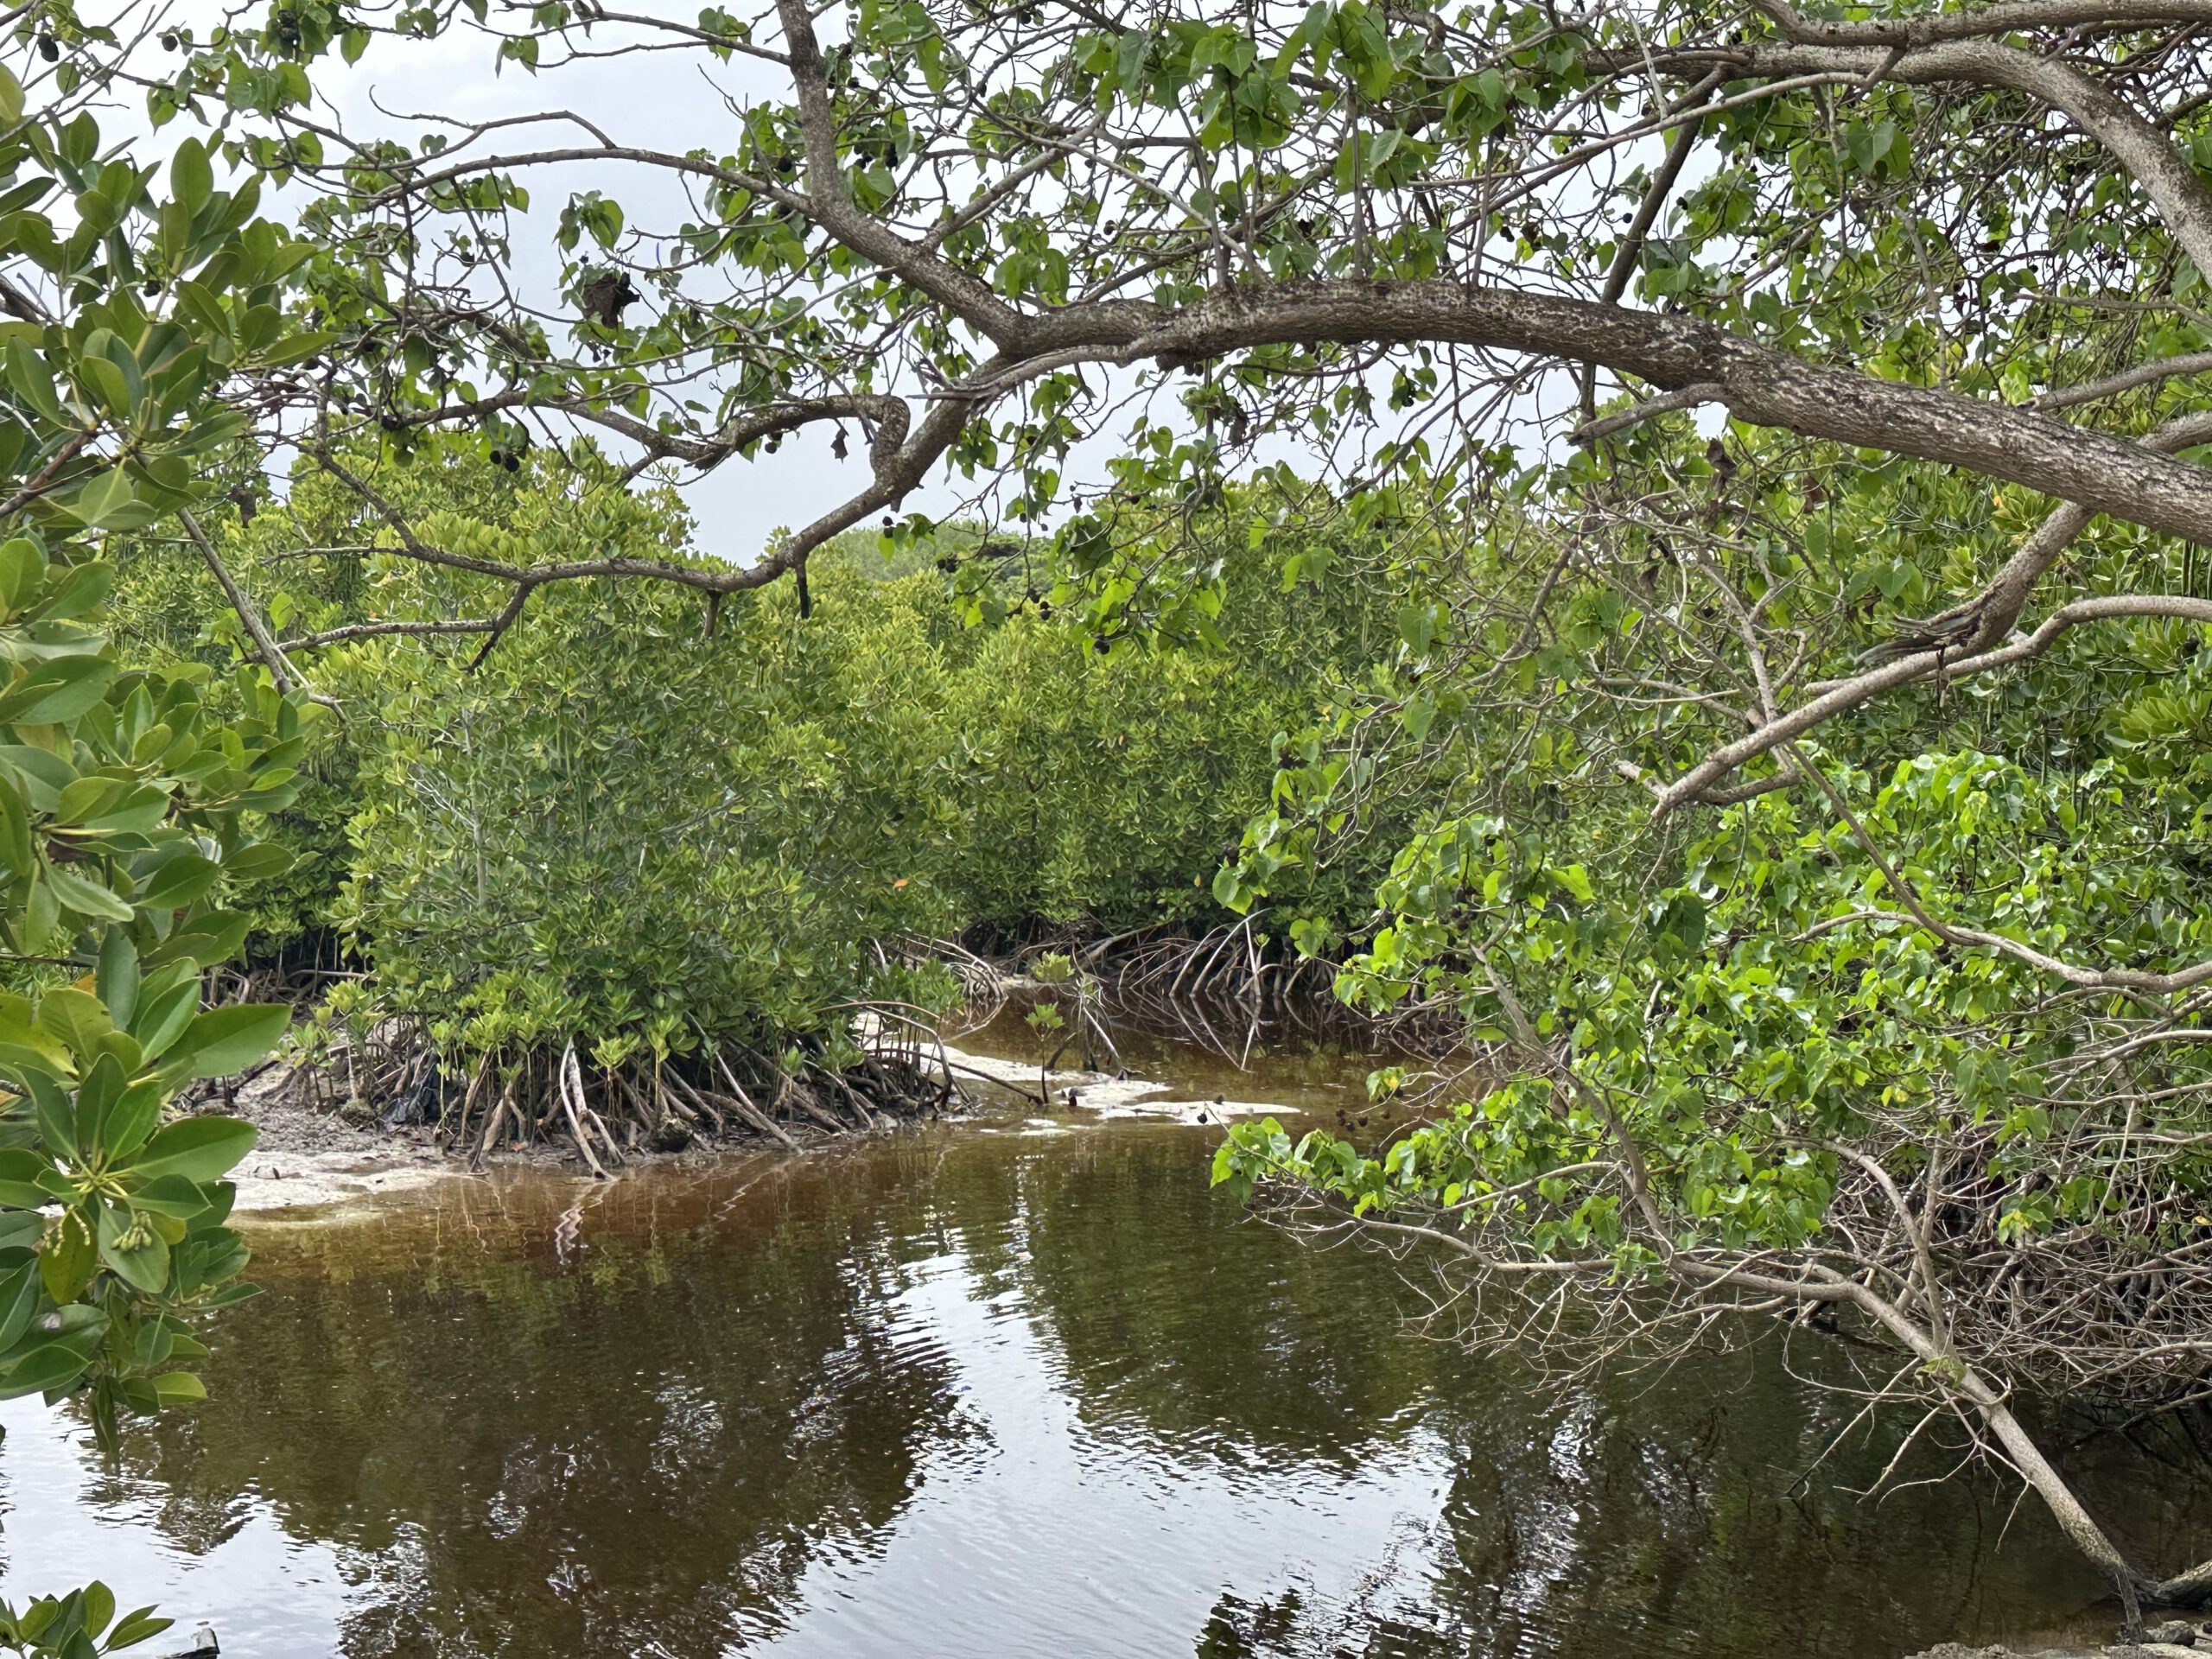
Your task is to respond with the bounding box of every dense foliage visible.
[1213,412,2212,1607]
[110,451,1413,1077]
[0,44,324,1659]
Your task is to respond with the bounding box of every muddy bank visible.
[217,1058,468,1215]
[213,1015,1294,1216]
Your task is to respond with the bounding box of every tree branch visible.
[1738,36,2212,283]
[1656,410,2212,810]
[178,507,300,695]
[2031,350,2212,411]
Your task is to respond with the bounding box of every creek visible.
[0,1005,2194,1657]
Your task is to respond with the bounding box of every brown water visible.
[0,1017,2197,1658]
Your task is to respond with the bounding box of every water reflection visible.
[951,988,1406,1116]
[0,1119,2157,1657]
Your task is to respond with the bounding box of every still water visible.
[0,1017,2190,1657]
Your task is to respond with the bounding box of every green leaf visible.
[96,1200,169,1294]
[0,780,30,876]
[0,1260,41,1349]
[0,1149,50,1208]
[219,842,294,882]
[96,927,138,1029]
[169,138,212,211]
[151,909,250,969]
[120,1174,211,1218]
[42,866,133,923]
[171,280,230,340]
[5,341,64,423]
[73,1052,124,1157]
[79,1581,111,1639]
[24,1070,76,1160]
[37,1205,94,1304]
[256,327,337,367]
[0,536,45,610]
[106,1610,175,1651]
[37,560,112,621]
[130,979,200,1063]
[61,469,156,532]
[149,1370,205,1405]
[123,1116,255,1182]
[101,1081,162,1165]
[35,989,111,1065]
[0,655,118,724]
[0,1338,89,1399]
[136,853,219,912]
[175,1004,287,1078]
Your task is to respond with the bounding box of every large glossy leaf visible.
[95,1203,169,1295]
[135,852,221,912]
[41,867,133,924]
[0,1150,48,1208]
[34,990,109,1065]
[0,1338,89,1401]
[0,1259,41,1349]
[122,1116,256,1183]
[174,1004,287,1078]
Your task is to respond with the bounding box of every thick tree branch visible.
[1101,283,2212,548]
[1753,0,2212,47]
[1738,37,2212,282]
[772,0,1029,346]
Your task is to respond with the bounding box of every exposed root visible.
[230,1000,966,1172]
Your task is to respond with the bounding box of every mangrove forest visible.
[0,0,2209,1653]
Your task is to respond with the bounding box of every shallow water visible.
[0,1017,2198,1657]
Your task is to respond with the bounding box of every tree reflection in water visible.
[0,1122,2190,1658]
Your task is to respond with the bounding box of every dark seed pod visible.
[37,35,58,60]
[160,31,181,50]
